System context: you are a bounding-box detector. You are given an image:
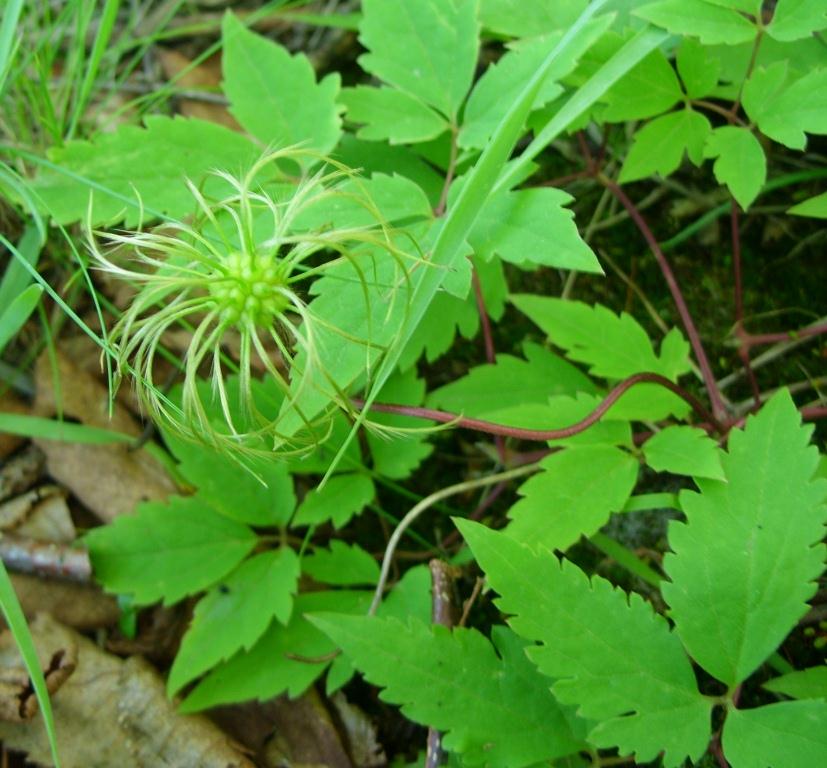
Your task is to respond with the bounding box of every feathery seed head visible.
[89,148,409,454]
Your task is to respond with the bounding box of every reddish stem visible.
[738,322,827,348]
[471,269,496,365]
[355,372,722,441]
[599,175,729,422]
[730,201,762,407]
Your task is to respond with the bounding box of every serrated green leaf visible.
[296,172,433,228]
[339,86,447,144]
[397,255,507,370]
[31,116,259,226]
[511,295,692,381]
[86,496,257,605]
[741,60,788,121]
[366,367,434,480]
[478,0,589,37]
[602,49,683,121]
[676,38,720,98]
[507,445,638,551]
[221,13,341,158]
[358,0,478,120]
[763,666,827,699]
[722,701,827,767]
[703,126,766,209]
[469,188,601,272]
[767,0,827,41]
[460,19,611,150]
[180,590,370,712]
[743,65,827,150]
[635,0,757,44]
[335,133,445,205]
[166,436,295,526]
[293,473,375,529]
[663,390,827,686]
[167,548,300,695]
[310,615,586,767]
[789,191,827,218]
[276,245,411,438]
[302,541,380,586]
[643,426,725,480]
[620,108,711,183]
[428,342,596,417]
[459,522,712,767]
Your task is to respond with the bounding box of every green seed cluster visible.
[210,250,290,326]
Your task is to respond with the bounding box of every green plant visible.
[315,391,827,766]
[1,0,826,766]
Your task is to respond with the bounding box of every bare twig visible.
[425,559,461,768]
[0,535,91,582]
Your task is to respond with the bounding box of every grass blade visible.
[0,0,24,92]
[496,26,671,193]
[0,561,62,767]
[0,413,134,444]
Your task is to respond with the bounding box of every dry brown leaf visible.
[6,575,119,631]
[0,485,75,543]
[0,390,29,460]
[212,688,356,768]
[156,47,242,131]
[33,352,175,522]
[330,692,386,768]
[0,614,77,723]
[0,445,45,503]
[0,614,256,768]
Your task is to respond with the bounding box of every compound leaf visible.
[469,188,601,272]
[511,295,692,380]
[166,435,296,526]
[743,65,827,150]
[460,521,712,767]
[302,541,380,586]
[180,590,370,712]
[722,701,827,767]
[507,445,639,551]
[167,548,300,695]
[703,126,766,209]
[634,0,757,45]
[86,496,257,605]
[676,38,720,99]
[602,49,683,121]
[339,86,447,144]
[766,0,827,41]
[620,108,711,183]
[358,0,478,120]
[763,666,827,699]
[31,116,259,226]
[663,390,827,687]
[643,426,725,480]
[292,473,375,529]
[310,614,587,767]
[222,13,341,158]
[478,0,589,37]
